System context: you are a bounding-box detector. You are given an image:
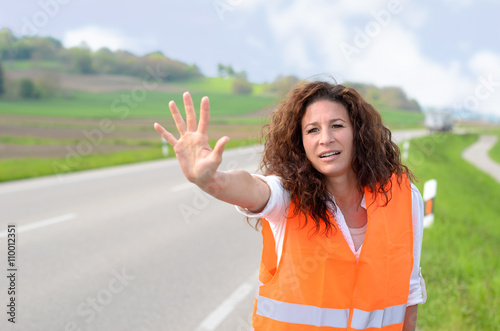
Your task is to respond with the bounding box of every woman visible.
[154,81,426,330]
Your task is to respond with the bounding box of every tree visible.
[226,65,235,77]
[0,29,18,60]
[232,77,253,95]
[19,78,40,99]
[74,49,93,74]
[262,75,300,96]
[64,47,93,74]
[344,82,420,112]
[0,62,5,96]
[29,36,63,61]
[92,47,116,74]
[380,86,421,112]
[217,63,226,77]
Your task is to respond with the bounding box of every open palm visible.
[154,92,229,187]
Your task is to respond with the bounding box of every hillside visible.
[0,27,422,113]
[0,28,200,80]
[0,27,428,182]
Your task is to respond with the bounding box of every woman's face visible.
[301,100,355,180]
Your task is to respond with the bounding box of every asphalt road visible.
[0,144,265,331]
[462,135,500,183]
[0,130,429,331]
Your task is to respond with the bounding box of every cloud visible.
[468,50,500,76]
[465,50,500,115]
[341,26,500,115]
[256,0,427,78]
[344,23,470,107]
[402,2,429,28]
[250,0,500,116]
[261,1,350,77]
[62,26,156,54]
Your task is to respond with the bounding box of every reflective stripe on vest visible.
[351,304,407,329]
[256,295,349,328]
[256,295,406,329]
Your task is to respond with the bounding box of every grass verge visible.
[487,132,500,164]
[491,138,500,164]
[0,138,258,182]
[409,134,499,330]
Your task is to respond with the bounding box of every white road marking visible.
[195,271,258,331]
[0,213,76,238]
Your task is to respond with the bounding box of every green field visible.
[0,90,276,120]
[378,108,424,129]
[408,134,499,330]
[0,74,432,184]
[2,59,63,71]
[0,92,425,127]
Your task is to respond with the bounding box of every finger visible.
[197,96,210,134]
[169,100,187,135]
[211,136,229,162]
[183,92,197,132]
[154,122,178,146]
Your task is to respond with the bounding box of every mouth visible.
[319,151,341,158]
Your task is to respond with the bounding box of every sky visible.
[1,0,499,118]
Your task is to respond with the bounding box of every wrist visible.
[197,171,228,197]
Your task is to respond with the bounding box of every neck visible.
[326,171,362,210]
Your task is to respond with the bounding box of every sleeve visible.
[235,175,291,260]
[234,174,290,223]
[407,183,427,306]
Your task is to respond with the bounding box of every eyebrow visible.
[303,118,347,128]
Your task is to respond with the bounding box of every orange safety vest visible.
[253,174,413,330]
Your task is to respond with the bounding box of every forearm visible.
[200,169,270,213]
[402,305,418,331]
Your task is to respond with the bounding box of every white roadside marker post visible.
[423,179,437,228]
[162,137,169,157]
[402,140,410,161]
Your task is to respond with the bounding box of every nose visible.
[319,128,334,145]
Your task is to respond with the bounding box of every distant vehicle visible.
[425,108,454,132]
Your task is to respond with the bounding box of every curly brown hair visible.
[259,80,415,235]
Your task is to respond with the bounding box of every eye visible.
[332,124,344,129]
[306,128,319,134]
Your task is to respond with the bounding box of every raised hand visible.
[154,92,229,188]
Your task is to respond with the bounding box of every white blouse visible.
[236,174,427,306]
